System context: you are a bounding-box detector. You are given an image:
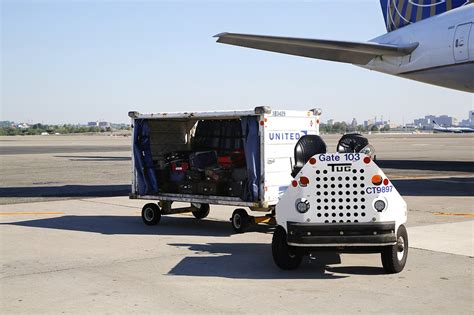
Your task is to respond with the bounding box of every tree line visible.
[320,122,390,134]
[0,123,128,136]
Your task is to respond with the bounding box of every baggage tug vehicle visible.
[273,135,408,273]
[129,107,408,273]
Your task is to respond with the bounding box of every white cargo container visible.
[129,107,320,231]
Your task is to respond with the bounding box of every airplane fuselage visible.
[365,5,474,92]
[433,127,474,133]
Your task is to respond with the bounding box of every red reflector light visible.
[259,121,264,126]
[363,156,371,164]
[371,175,383,186]
[299,176,310,186]
[309,157,317,165]
[383,178,389,185]
[291,180,298,187]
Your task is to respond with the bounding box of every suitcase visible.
[164,151,191,164]
[161,182,178,194]
[169,161,189,182]
[189,151,218,171]
[185,169,204,181]
[205,167,232,182]
[178,181,195,195]
[196,180,218,195]
[232,168,247,181]
[220,181,244,197]
[217,150,245,168]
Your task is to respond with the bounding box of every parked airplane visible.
[432,120,474,133]
[215,1,474,92]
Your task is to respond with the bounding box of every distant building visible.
[327,119,334,126]
[98,121,111,130]
[350,118,358,128]
[387,121,400,129]
[460,111,474,127]
[17,123,30,129]
[0,121,15,128]
[413,114,458,128]
[88,121,99,127]
[436,115,458,126]
[364,119,374,128]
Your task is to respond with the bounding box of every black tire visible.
[381,224,408,273]
[141,203,161,226]
[191,203,210,219]
[272,226,303,270]
[231,208,250,233]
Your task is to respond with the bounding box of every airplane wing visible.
[214,32,419,65]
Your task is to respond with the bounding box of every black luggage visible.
[189,151,218,171]
[164,151,190,164]
[231,168,247,181]
[196,179,218,195]
[185,169,204,181]
[205,167,232,182]
[178,181,195,195]
[221,181,244,197]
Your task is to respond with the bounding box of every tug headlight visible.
[295,198,310,213]
[373,199,387,212]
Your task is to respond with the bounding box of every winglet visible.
[400,42,419,54]
[213,32,228,38]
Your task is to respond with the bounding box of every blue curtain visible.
[133,119,158,195]
[241,117,260,202]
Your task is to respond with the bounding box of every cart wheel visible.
[381,224,408,273]
[141,203,161,226]
[191,203,210,219]
[272,226,302,270]
[231,208,250,233]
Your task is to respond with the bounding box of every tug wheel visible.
[381,224,408,273]
[272,226,303,270]
[141,203,161,226]
[231,208,250,233]
[191,203,210,219]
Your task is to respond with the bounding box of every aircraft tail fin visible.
[380,0,470,32]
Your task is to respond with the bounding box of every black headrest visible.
[292,135,326,177]
[337,133,369,153]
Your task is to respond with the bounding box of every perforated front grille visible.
[313,167,371,223]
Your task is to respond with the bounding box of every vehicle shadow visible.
[0,184,130,198]
[54,155,131,161]
[168,242,351,279]
[4,216,387,278]
[377,160,474,173]
[1,215,267,237]
[392,177,474,196]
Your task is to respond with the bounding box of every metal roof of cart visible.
[129,109,263,120]
[128,107,321,120]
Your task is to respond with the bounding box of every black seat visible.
[337,133,369,153]
[291,135,327,177]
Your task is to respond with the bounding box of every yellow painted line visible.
[434,213,474,217]
[0,212,65,216]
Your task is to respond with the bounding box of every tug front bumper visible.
[286,221,396,247]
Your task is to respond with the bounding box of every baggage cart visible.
[129,106,321,232]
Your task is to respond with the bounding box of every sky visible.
[1,0,473,124]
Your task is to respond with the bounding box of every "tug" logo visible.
[328,163,352,172]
